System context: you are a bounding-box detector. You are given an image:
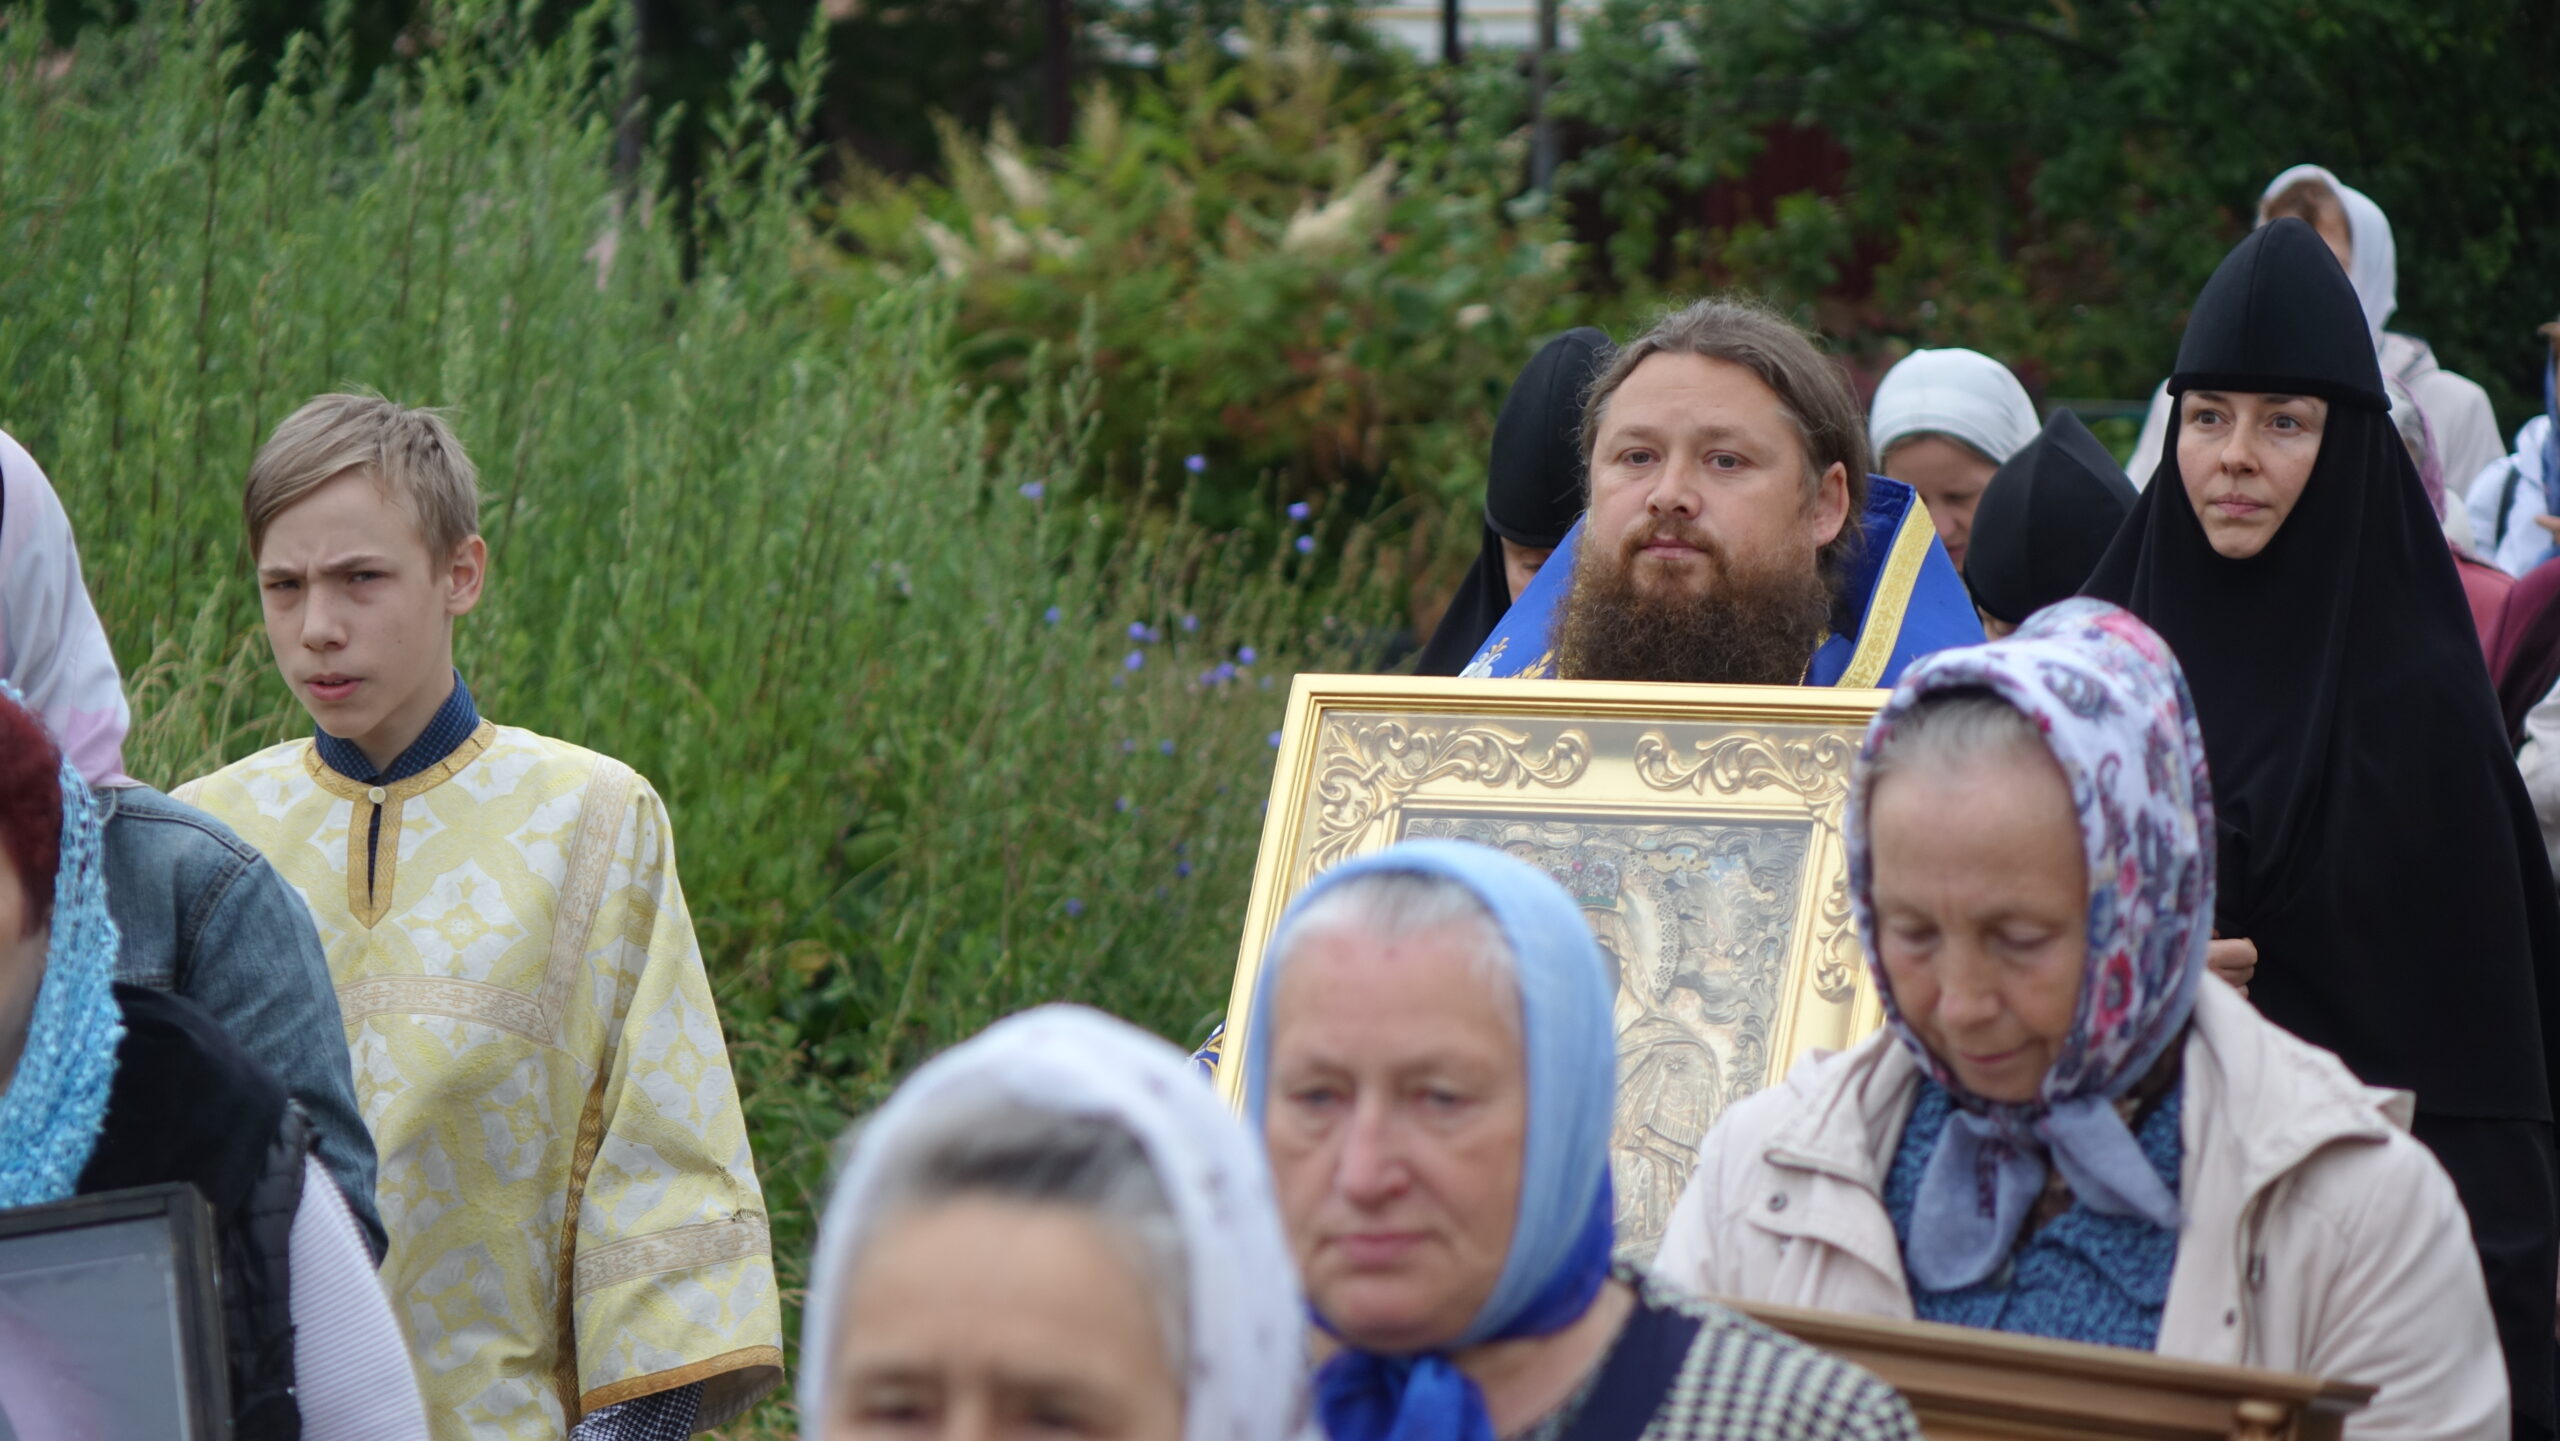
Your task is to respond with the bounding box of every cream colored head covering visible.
[798,1005,1311,1441]
[2259,164,2396,345]
[1869,348,2041,468]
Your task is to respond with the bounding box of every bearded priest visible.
[1463,298,1983,687]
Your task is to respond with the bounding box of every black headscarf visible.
[2084,218,2560,1122]
[1963,409,2137,627]
[1414,328,1613,676]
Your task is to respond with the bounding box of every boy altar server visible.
[180,394,781,1439]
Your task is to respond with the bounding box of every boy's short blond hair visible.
[245,393,480,560]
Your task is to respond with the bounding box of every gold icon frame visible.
[1213,673,1891,1257]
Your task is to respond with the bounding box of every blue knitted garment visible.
[1885,1076,2183,1350]
[0,715,125,1209]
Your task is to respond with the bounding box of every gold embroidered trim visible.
[340,796,393,929]
[553,1067,614,1420]
[546,755,648,1421]
[338,975,552,1042]
[573,1215,774,1297]
[306,722,498,930]
[330,749,636,1042]
[1836,495,1937,689]
[578,1346,783,1419]
[544,757,638,1031]
[302,719,499,803]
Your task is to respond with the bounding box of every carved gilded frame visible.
[1212,673,1891,1256]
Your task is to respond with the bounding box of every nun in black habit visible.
[1962,407,2137,637]
[2085,217,2560,1440]
[1413,327,1613,676]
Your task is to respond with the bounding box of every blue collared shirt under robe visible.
[314,671,480,898]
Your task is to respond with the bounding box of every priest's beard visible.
[1553,526,1835,684]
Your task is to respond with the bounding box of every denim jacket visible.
[98,782,384,1257]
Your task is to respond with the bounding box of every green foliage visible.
[828,13,1583,533]
[1556,0,2560,417]
[0,4,1396,1430]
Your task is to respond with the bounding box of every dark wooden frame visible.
[0,1182,231,1440]
[1740,1301,2373,1441]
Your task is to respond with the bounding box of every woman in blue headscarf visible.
[1654,601,2505,1441]
[1246,839,1915,1441]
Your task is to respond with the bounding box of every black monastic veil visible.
[2084,217,2560,1436]
[1414,328,1613,676]
[1963,407,2136,627]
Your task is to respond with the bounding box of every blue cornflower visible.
[1237,645,1259,665]
[1065,898,1086,918]
[1159,739,1176,755]
[1267,731,1283,748]
[1019,481,1045,500]
[1287,501,1311,520]
[1181,614,1200,633]
[1185,454,1207,474]
[1124,650,1145,671]
[1295,535,1315,555]
[1176,861,1193,879]
[1044,605,1062,625]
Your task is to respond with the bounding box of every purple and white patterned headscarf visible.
[1847,597,2215,1291]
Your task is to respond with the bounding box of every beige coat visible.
[1652,982,2505,1440]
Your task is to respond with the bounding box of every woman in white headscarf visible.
[1869,348,2042,573]
[2126,166,2504,503]
[799,1005,1311,1441]
[0,430,132,788]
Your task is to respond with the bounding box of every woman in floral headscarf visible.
[1654,600,2504,1441]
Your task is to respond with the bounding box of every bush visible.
[827,11,1584,535]
[0,3,1396,1431]
[1554,0,2560,420]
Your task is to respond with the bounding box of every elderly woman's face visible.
[1263,919,1527,1353]
[2178,390,2327,559]
[1884,434,1998,573]
[827,1197,1183,1441]
[1868,745,2088,1103]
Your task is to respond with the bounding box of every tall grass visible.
[0,3,1396,1430]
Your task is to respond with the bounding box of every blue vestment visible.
[1459,476,1984,687]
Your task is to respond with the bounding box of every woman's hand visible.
[2207,933,2258,998]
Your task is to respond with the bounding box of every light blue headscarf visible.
[0,682,125,1209]
[1245,839,1617,1441]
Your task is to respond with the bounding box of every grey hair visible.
[1265,868,1520,1025]
[848,1103,1189,1375]
[1864,687,2051,793]
[1879,430,1999,469]
[1580,296,1872,582]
